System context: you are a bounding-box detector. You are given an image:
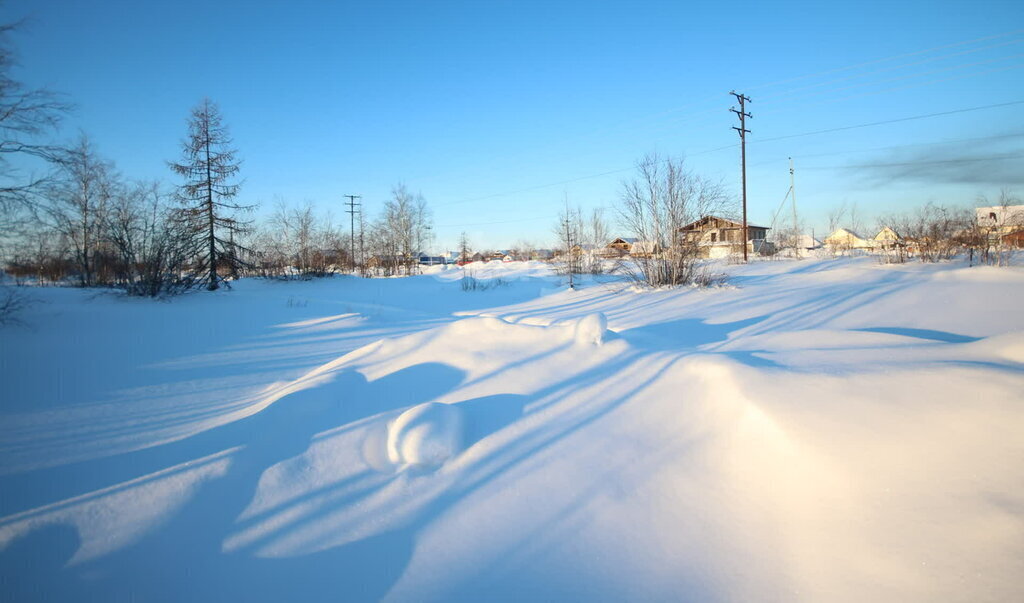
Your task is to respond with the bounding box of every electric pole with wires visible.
[344,194,361,273]
[789,157,799,250]
[730,91,751,262]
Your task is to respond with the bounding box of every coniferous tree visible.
[168,98,251,290]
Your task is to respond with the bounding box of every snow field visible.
[1,257,1023,602]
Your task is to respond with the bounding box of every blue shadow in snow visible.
[459,394,529,446]
[854,327,981,344]
[617,315,766,352]
[0,362,468,603]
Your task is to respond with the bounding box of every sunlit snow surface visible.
[1,258,1023,602]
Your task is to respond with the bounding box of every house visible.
[596,237,636,258]
[793,234,822,250]
[678,216,772,258]
[824,228,873,250]
[977,205,1024,247]
[629,240,661,258]
[531,249,555,261]
[1002,230,1024,248]
[873,226,903,249]
[976,205,1024,230]
[609,237,638,251]
[568,243,599,256]
[417,254,447,266]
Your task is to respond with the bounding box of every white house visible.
[976,205,1024,228]
[824,228,873,250]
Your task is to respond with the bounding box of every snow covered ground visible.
[2,257,1023,602]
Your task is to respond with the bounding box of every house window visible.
[711,232,717,242]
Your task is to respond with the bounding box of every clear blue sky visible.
[7,0,1024,250]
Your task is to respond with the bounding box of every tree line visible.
[0,23,434,302]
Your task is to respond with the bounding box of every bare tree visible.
[249,200,348,278]
[458,231,472,264]
[617,153,729,286]
[368,184,431,276]
[0,20,72,244]
[553,201,581,287]
[168,98,252,290]
[874,214,908,264]
[45,134,115,286]
[102,181,196,296]
[894,202,969,263]
[582,207,609,273]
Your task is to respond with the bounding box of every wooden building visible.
[678,216,771,258]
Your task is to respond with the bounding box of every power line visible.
[429,100,1023,230]
[752,100,1024,144]
[758,38,1024,103]
[435,214,558,228]
[749,131,1024,167]
[408,30,1024,198]
[802,152,1024,170]
[755,61,1024,121]
[743,28,1024,93]
[759,53,1024,111]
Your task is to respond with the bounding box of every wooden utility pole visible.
[344,194,361,272]
[563,193,575,290]
[730,91,751,262]
[789,157,799,249]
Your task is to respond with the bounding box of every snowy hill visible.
[2,258,1023,602]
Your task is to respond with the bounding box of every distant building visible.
[793,234,822,250]
[976,205,1024,230]
[824,228,873,250]
[417,254,447,266]
[873,226,903,250]
[977,205,1024,248]
[679,216,772,258]
[629,240,662,258]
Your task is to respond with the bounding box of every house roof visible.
[679,215,769,231]
[609,237,639,245]
[631,240,660,253]
[825,228,868,241]
[874,226,902,240]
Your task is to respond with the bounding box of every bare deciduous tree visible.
[459,231,472,264]
[102,181,196,296]
[367,184,431,276]
[553,201,581,287]
[890,203,969,263]
[617,153,729,286]
[46,134,114,286]
[0,21,72,244]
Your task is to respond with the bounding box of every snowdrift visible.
[2,257,1023,602]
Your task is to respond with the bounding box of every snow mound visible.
[387,402,465,467]
[574,312,608,345]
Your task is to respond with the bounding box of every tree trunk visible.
[205,120,217,291]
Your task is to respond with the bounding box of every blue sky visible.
[7,0,1024,250]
